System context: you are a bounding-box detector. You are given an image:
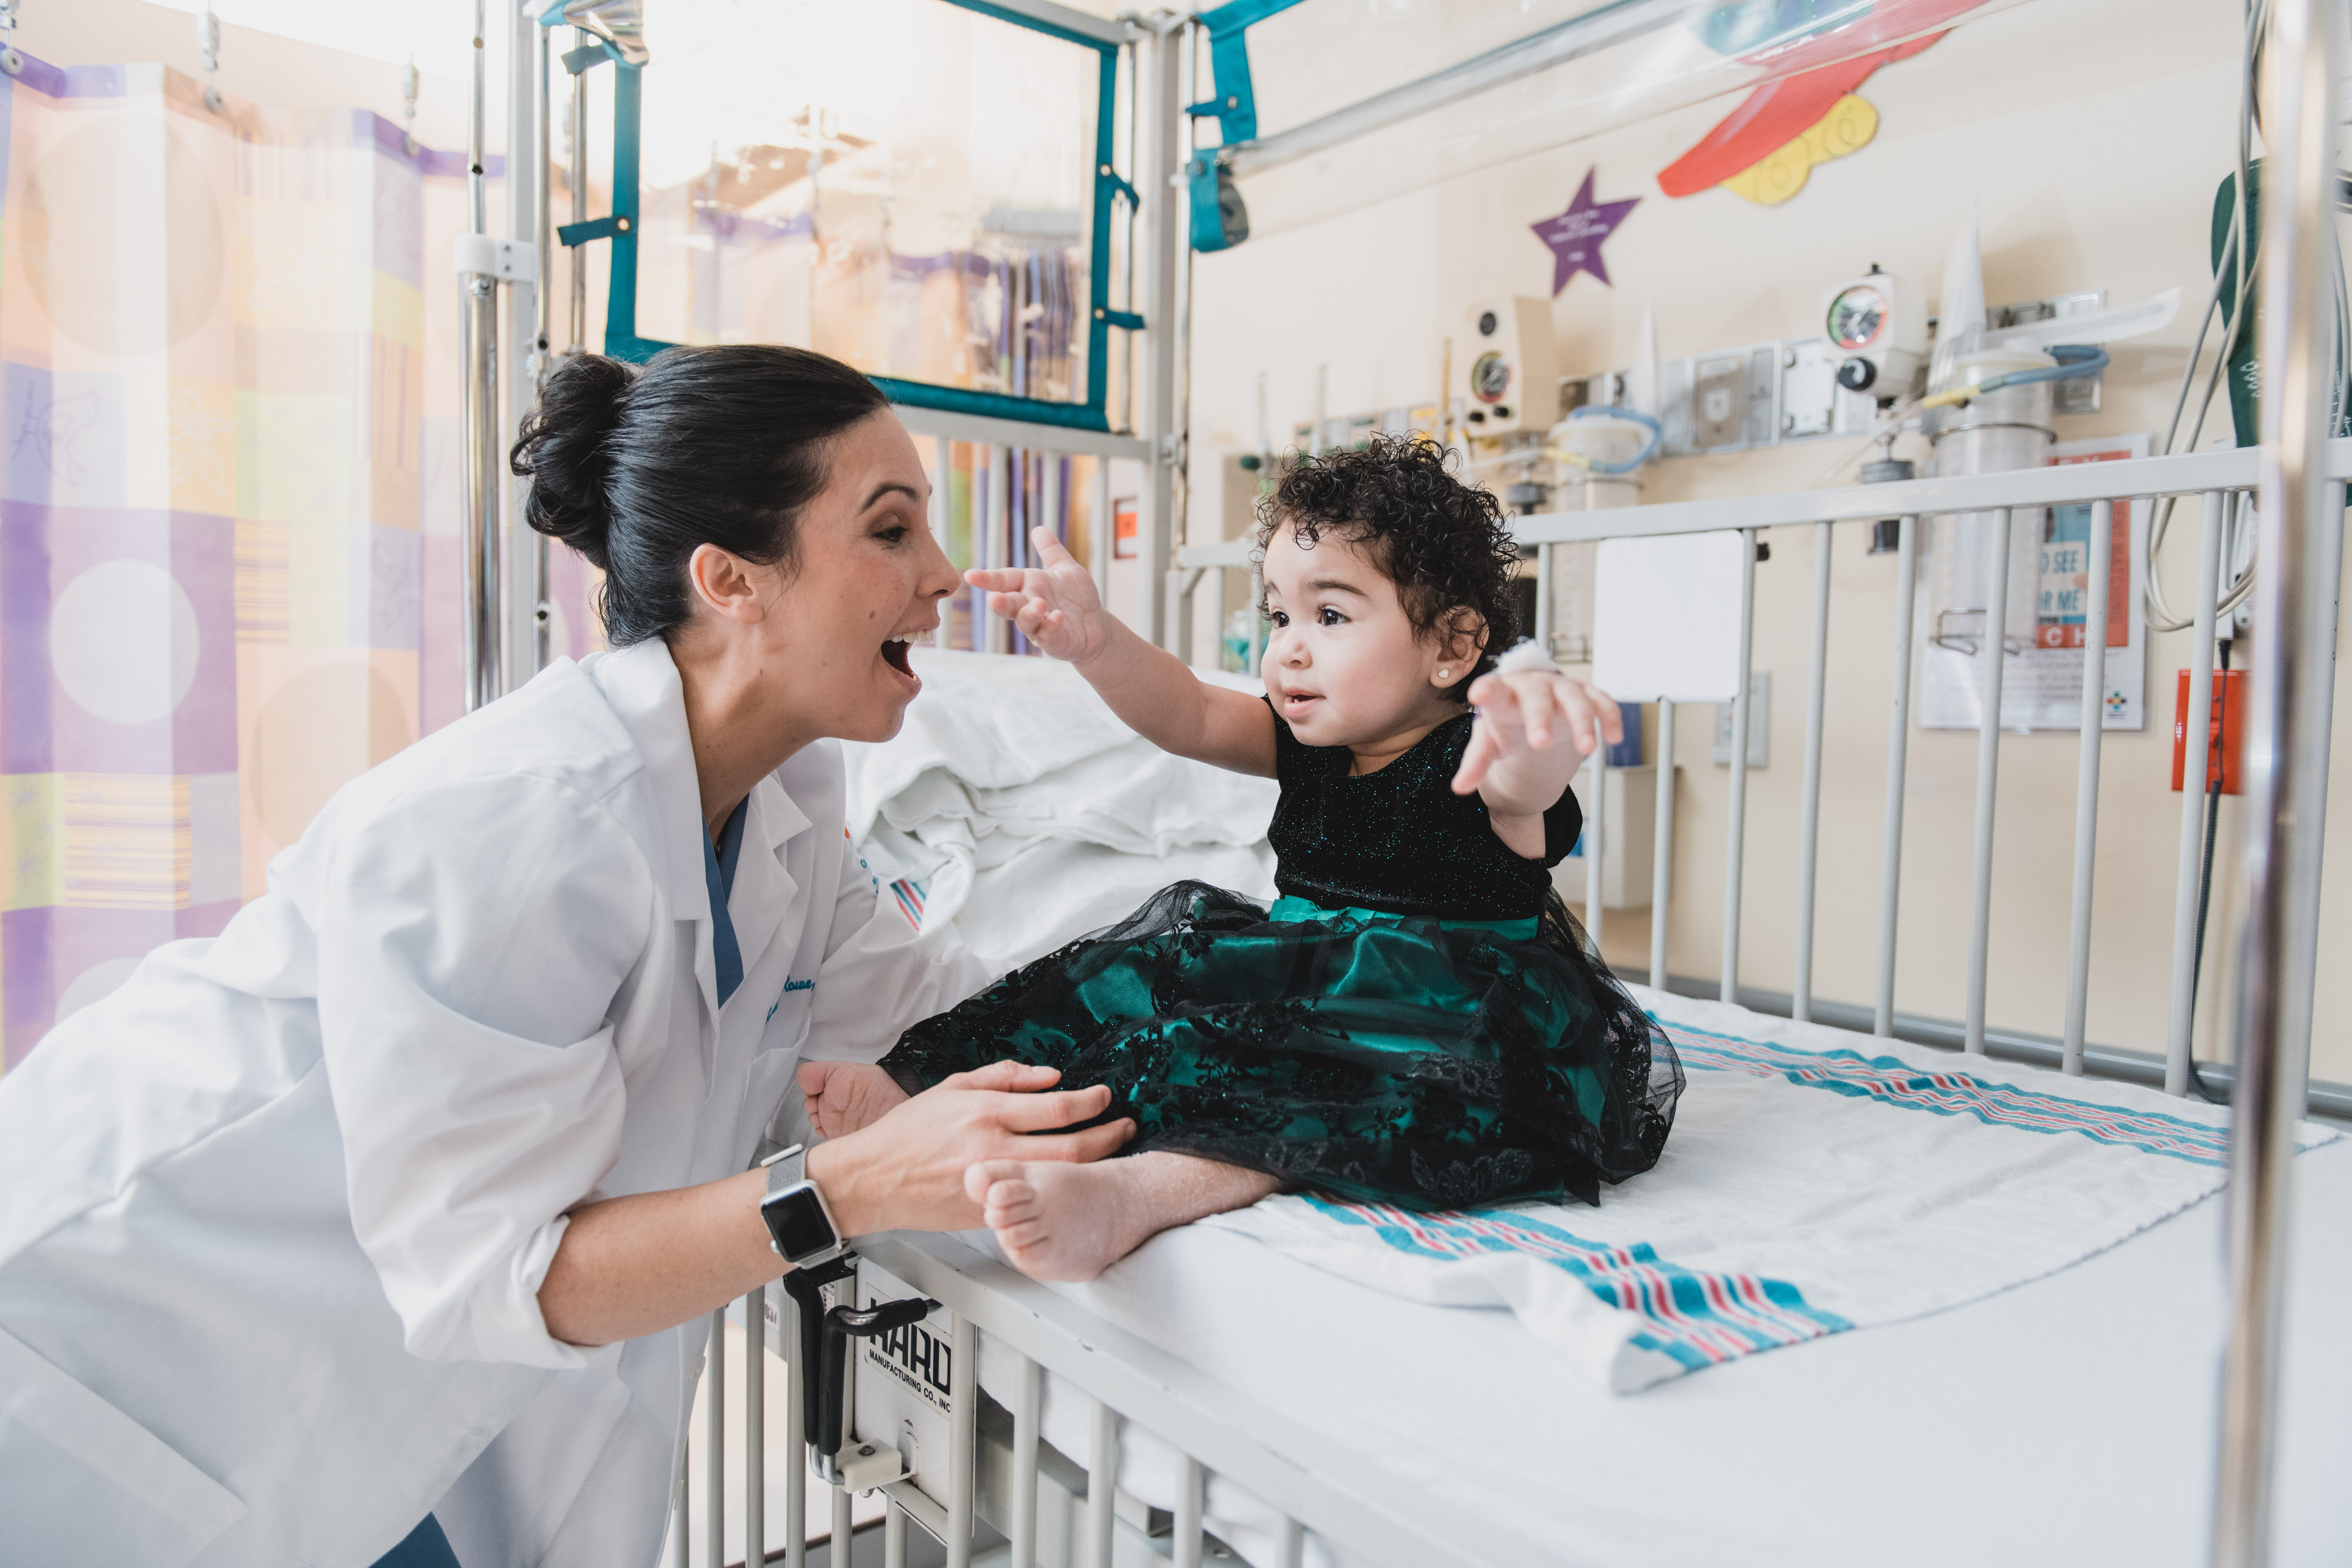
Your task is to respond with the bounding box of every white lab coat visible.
[0,638,988,1568]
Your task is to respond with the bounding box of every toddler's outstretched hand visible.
[966,527,1111,664]
[1452,667,1625,797]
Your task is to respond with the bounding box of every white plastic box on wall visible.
[1551,762,1662,910]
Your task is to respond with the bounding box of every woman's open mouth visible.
[880,630,928,693]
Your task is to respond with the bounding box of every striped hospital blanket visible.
[1202,988,2336,1393]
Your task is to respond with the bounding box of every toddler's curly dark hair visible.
[1255,434,1521,702]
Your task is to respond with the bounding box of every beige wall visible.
[1187,0,2352,1086]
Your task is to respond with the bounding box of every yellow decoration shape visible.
[1719,93,1880,207]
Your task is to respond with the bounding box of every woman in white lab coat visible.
[0,346,1130,1568]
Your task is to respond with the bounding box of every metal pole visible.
[1534,543,1555,651]
[567,29,588,356]
[1720,528,1756,1003]
[2215,1,2336,1552]
[745,1288,765,1568]
[933,435,954,566]
[1010,1355,1040,1568]
[704,1309,726,1568]
[1875,514,1919,1035]
[830,1486,852,1568]
[2062,499,2116,1073]
[508,0,544,688]
[1793,519,1833,1022]
[670,1439,689,1568]
[1650,698,1674,989]
[1085,1400,1118,1568]
[1140,20,1184,650]
[1120,41,1139,434]
[988,446,1013,656]
[457,0,503,713]
[2293,484,2343,1119]
[1585,737,1606,948]
[1172,1457,1204,1568]
[1045,452,1065,551]
[946,1317,975,1568]
[784,1289,807,1568]
[2166,489,2226,1094]
[884,1503,907,1568]
[1962,508,2014,1054]
[1092,456,1113,606]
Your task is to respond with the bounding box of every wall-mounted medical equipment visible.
[1821,267,1926,402]
[1458,297,1559,434]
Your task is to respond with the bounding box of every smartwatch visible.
[759,1144,846,1268]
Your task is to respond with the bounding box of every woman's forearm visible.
[537,1167,778,1349]
[537,1062,1131,1349]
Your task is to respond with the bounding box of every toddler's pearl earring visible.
[1438,667,1449,678]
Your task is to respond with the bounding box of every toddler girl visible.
[800,435,1680,1280]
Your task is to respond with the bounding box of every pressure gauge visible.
[1456,298,1558,434]
[1826,283,1888,351]
[1470,352,1512,404]
[1819,269,1925,404]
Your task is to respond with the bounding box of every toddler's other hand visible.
[798,1060,910,1140]
[965,527,1111,664]
[1452,668,1625,794]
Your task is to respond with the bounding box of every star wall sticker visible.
[1532,169,1639,295]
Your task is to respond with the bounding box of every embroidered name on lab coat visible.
[767,977,815,1023]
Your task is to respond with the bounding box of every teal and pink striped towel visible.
[1201,988,2338,1393]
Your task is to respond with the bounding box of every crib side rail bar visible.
[1166,442,2351,573]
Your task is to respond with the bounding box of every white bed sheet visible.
[1022,1094,2352,1567]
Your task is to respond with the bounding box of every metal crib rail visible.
[669,1232,1538,1568]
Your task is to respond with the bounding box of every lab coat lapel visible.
[586,640,721,1021]
[726,777,807,1003]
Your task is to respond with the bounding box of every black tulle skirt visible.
[878,882,1682,1208]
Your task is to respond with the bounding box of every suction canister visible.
[1926,347,2056,656]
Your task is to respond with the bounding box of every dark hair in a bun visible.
[511,344,890,646]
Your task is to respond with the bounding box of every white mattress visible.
[1020,1057,2352,1567]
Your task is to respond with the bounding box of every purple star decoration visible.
[1532,169,1639,295]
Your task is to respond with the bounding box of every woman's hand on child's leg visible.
[965,527,1112,664]
[797,1061,910,1140]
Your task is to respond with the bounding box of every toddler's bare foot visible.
[798,1061,909,1139]
[963,1152,1283,1282]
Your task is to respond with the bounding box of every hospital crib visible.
[664,63,2340,1568]
[665,436,2341,1568]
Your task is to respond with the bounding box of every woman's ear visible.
[687,542,767,626]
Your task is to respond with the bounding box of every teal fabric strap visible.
[1267,893,1539,942]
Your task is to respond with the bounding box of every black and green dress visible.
[878,706,1682,1208]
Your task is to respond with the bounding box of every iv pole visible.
[456,0,505,712]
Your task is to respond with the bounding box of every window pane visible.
[629,0,1102,406]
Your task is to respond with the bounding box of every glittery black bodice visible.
[1266,704,1583,921]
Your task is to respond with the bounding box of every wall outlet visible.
[1712,671,1771,767]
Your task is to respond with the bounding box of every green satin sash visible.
[1268,893,1540,943]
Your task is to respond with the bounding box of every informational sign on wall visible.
[1917,434,2150,733]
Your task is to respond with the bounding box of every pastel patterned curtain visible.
[0,55,595,1068]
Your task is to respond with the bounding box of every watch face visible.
[1826,285,1887,351]
[764,1185,837,1259]
[1470,351,1511,404]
